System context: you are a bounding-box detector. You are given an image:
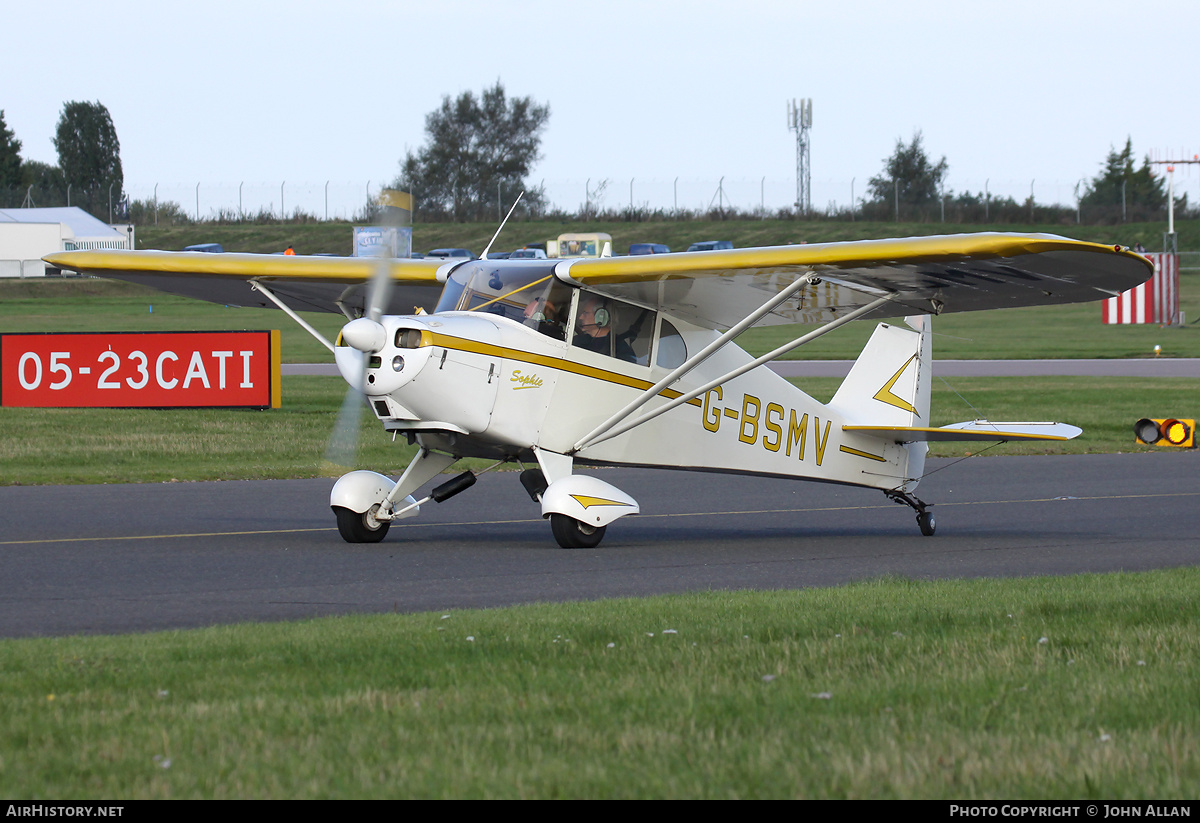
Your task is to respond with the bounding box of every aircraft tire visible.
[550,513,606,549]
[334,505,390,543]
[917,511,936,537]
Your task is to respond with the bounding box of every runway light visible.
[1134,418,1195,448]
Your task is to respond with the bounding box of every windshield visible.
[434,260,571,339]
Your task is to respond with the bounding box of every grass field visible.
[741,290,1200,360]
[1,573,1196,799]
[1,375,1196,485]
[133,217,1200,259]
[7,268,1198,365]
[0,278,343,364]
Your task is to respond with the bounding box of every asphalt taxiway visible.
[2,452,1197,638]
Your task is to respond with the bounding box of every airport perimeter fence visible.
[121,176,1190,224]
[9,175,1199,228]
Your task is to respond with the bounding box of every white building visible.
[0,207,134,278]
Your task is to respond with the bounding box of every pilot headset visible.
[588,299,610,328]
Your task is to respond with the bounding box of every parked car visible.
[686,240,733,252]
[509,248,548,259]
[629,243,670,255]
[549,233,611,259]
[427,248,476,259]
[183,243,223,253]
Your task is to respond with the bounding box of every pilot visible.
[573,295,635,361]
[572,295,610,352]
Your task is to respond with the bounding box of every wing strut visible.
[571,292,894,453]
[569,273,817,452]
[250,280,337,354]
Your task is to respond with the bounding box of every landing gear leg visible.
[885,490,936,537]
[329,449,458,545]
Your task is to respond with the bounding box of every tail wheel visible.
[550,513,606,549]
[334,505,390,543]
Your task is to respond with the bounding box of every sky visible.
[6,0,1199,220]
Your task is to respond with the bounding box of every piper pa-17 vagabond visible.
[45,231,1152,547]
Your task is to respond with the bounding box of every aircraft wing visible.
[554,233,1154,330]
[42,249,446,316]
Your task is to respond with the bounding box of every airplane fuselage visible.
[342,306,924,495]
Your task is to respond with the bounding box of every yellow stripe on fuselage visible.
[423,330,703,407]
[839,445,887,462]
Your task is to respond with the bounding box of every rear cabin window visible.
[656,319,687,369]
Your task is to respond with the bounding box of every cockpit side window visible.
[570,292,654,365]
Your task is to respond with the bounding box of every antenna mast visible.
[1149,152,1198,253]
[787,98,812,215]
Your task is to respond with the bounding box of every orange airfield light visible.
[1134,418,1195,448]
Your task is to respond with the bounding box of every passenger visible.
[524,298,564,339]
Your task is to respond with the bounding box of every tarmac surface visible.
[2,452,1197,638]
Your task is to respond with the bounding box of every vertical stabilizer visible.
[829,315,932,491]
[829,316,931,427]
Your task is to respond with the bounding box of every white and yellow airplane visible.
[45,232,1152,546]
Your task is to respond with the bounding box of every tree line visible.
[3,89,1190,228]
[856,132,1187,225]
[395,91,1190,226]
[0,102,125,221]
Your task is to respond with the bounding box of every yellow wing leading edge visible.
[553,232,1154,330]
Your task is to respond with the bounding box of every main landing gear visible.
[524,469,607,549]
[549,513,606,549]
[521,467,638,549]
[885,490,936,536]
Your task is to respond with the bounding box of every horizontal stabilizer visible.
[844,421,1082,443]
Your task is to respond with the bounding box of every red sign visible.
[1,331,281,408]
